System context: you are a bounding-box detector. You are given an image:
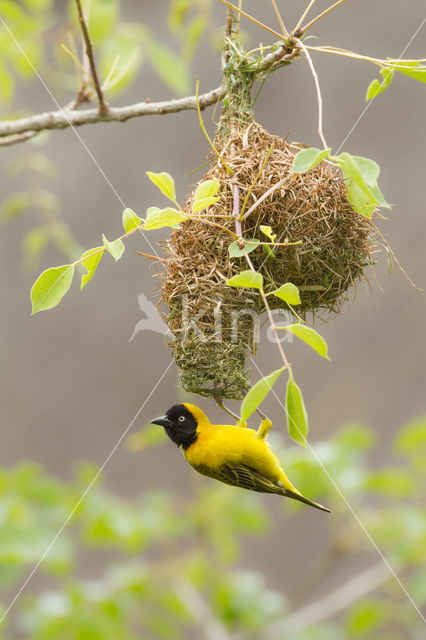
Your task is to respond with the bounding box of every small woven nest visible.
[160,118,377,399]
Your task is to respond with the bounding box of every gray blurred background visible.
[1,0,425,600]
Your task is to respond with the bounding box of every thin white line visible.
[336,16,426,153]
[0,360,174,625]
[244,14,426,622]
[0,16,160,260]
[250,356,426,624]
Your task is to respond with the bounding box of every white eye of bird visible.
[178,416,185,422]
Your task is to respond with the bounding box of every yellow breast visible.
[184,424,285,484]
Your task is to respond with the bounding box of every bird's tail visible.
[283,488,331,513]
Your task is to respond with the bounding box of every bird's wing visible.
[192,462,283,495]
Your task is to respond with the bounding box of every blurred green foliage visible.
[0,416,424,639]
[0,0,217,272]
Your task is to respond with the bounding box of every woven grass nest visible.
[160,118,377,400]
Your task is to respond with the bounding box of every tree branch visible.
[264,562,390,638]
[0,85,226,140]
[74,0,108,114]
[176,580,233,640]
[0,131,39,147]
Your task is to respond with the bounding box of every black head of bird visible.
[151,403,199,449]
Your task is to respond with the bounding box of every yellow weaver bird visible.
[151,403,330,513]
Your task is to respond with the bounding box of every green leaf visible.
[240,367,286,423]
[263,245,275,259]
[192,178,220,213]
[122,208,141,233]
[194,178,220,201]
[363,468,415,497]
[272,283,301,305]
[99,24,145,97]
[69,0,119,44]
[276,324,330,359]
[259,225,276,242]
[227,270,263,290]
[22,226,49,269]
[291,147,331,174]
[335,423,375,454]
[228,239,260,258]
[334,152,390,219]
[147,41,190,95]
[80,247,105,290]
[182,14,207,63]
[0,60,14,102]
[102,234,125,261]
[366,68,394,100]
[394,417,426,458]
[143,207,187,230]
[388,59,426,84]
[366,79,383,101]
[146,172,176,203]
[192,196,220,213]
[346,599,386,635]
[31,264,75,314]
[286,373,308,446]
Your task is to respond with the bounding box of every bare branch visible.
[300,0,346,34]
[74,0,108,114]
[0,34,301,147]
[263,562,390,639]
[0,86,226,141]
[0,131,39,147]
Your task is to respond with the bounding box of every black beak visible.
[151,415,173,428]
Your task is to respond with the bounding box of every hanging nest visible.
[160,118,378,399]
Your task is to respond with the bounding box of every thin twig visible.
[300,0,346,34]
[295,38,328,149]
[294,0,318,32]
[242,174,296,220]
[214,395,240,421]
[270,0,289,37]
[306,45,426,69]
[136,251,166,262]
[217,0,283,40]
[0,131,39,147]
[74,0,108,114]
